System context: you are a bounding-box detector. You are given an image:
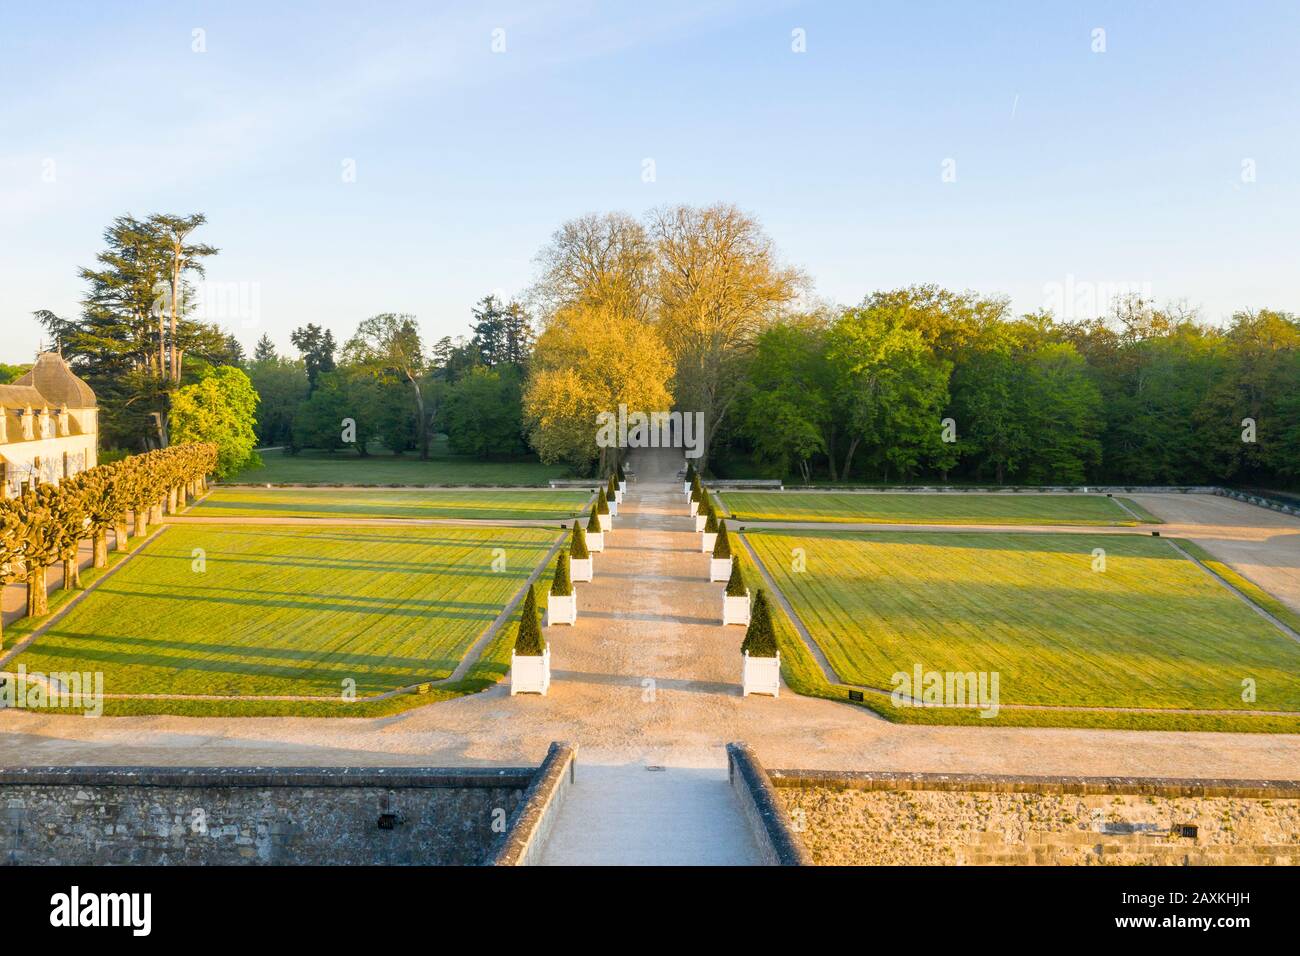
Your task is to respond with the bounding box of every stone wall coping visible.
[0,766,535,790]
[727,743,812,866]
[768,769,1300,800]
[491,741,577,866]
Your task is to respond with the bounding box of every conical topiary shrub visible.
[741,589,778,657]
[690,477,702,503]
[596,487,610,514]
[712,520,732,559]
[550,551,573,596]
[586,506,601,533]
[725,553,748,597]
[514,585,545,655]
[704,509,719,534]
[607,473,618,496]
[685,461,696,484]
[616,462,626,483]
[570,521,589,559]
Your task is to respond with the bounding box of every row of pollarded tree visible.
[0,442,218,645]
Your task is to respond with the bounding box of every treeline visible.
[249,295,535,459]
[723,288,1299,486]
[0,443,217,639]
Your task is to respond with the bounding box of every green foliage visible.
[169,366,261,477]
[247,358,308,447]
[550,551,573,596]
[586,504,602,533]
[596,487,610,514]
[712,520,732,558]
[741,589,778,657]
[291,369,361,453]
[290,324,337,392]
[442,365,525,458]
[685,460,696,483]
[514,584,546,656]
[570,520,589,559]
[607,473,618,498]
[725,554,748,597]
[616,462,626,482]
[704,509,718,533]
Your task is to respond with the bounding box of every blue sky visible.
[2,0,1297,360]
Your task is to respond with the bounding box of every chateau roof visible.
[13,352,96,408]
[0,384,48,408]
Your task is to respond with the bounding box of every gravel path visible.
[2,450,1297,782]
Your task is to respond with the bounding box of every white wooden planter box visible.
[701,532,717,553]
[688,499,699,517]
[709,556,733,582]
[613,489,623,505]
[570,556,593,583]
[547,593,577,625]
[742,650,780,698]
[586,531,604,552]
[694,514,708,532]
[608,499,619,517]
[619,481,627,494]
[598,512,612,532]
[510,648,551,696]
[723,592,751,626]
[683,482,691,496]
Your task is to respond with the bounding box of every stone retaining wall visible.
[0,765,538,866]
[771,770,1300,866]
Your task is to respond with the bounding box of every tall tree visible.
[343,314,433,459]
[36,213,227,450]
[253,334,278,363]
[524,301,673,472]
[290,324,337,392]
[149,213,219,384]
[650,203,804,470]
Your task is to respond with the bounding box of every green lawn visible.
[230,443,569,486]
[720,491,1151,526]
[190,487,592,522]
[746,530,1300,713]
[6,525,560,700]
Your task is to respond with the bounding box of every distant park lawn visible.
[229,442,568,486]
[190,487,592,522]
[747,530,1300,714]
[720,491,1154,526]
[7,525,560,702]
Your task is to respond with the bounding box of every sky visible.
[2,0,1298,361]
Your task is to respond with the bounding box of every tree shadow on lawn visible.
[749,528,1189,559]
[131,549,549,578]
[30,628,464,670]
[87,585,510,619]
[194,498,582,519]
[17,637,463,692]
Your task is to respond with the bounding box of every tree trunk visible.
[27,565,48,617]
[996,461,1005,485]
[168,486,179,514]
[841,437,861,483]
[93,531,109,568]
[411,377,429,461]
[63,558,81,590]
[115,521,130,550]
[826,425,839,482]
[134,510,148,537]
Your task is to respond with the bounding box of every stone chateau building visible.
[0,352,98,497]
